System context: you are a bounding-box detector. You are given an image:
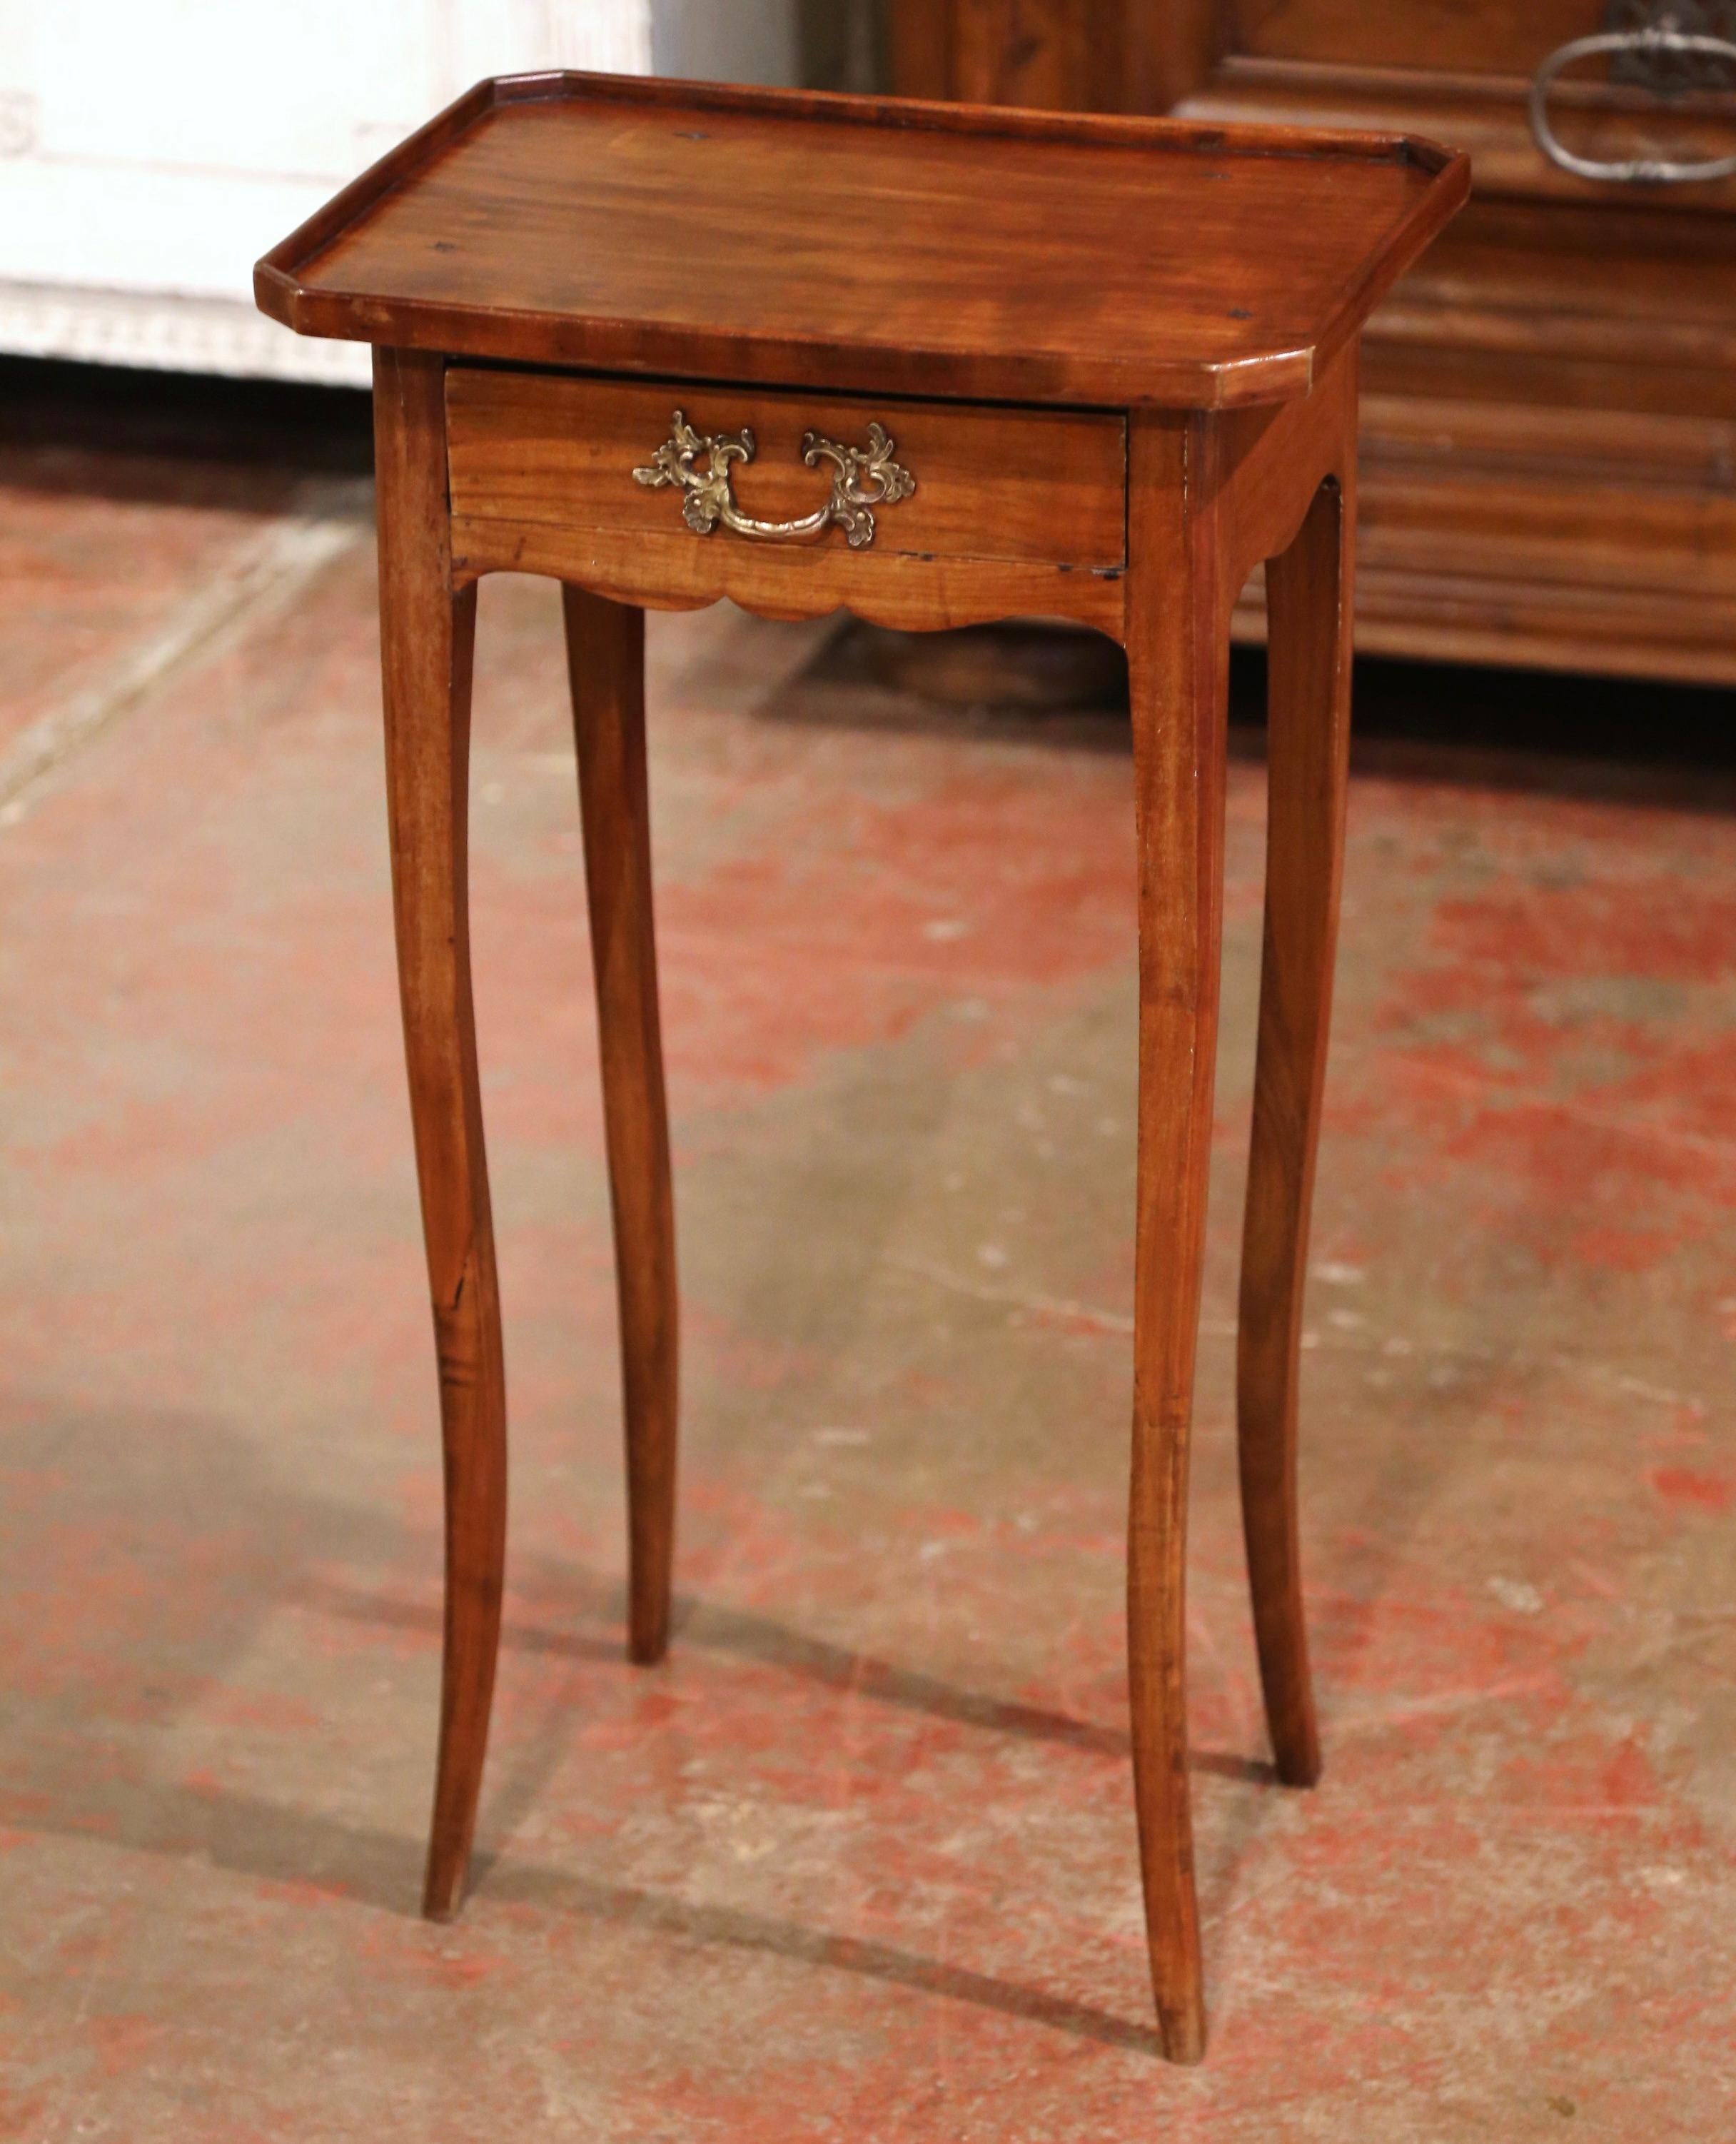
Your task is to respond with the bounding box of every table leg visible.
[374,348,507,1922]
[1238,468,1353,1789]
[1124,414,1231,2065]
[561,589,679,1665]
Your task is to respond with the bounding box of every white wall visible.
[0,0,797,381]
[654,0,797,86]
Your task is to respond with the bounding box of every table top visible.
[256,73,1468,411]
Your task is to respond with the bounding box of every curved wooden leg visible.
[1124,415,1231,2066]
[562,588,678,1666]
[375,348,507,1922]
[1238,470,1353,1791]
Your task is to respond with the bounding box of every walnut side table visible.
[257,73,1465,2063]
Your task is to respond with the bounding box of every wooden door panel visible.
[952,0,1096,106]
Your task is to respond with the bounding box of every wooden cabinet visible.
[889,1,1736,684]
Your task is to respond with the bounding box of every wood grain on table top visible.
[256,74,1468,409]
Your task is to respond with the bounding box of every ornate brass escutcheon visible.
[633,409,915,548]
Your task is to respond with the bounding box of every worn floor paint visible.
[0,437,1732,2141]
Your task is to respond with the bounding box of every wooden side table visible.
[257,73,1465,2062]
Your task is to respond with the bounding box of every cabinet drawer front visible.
[1233,0,1610,79]
[445,368,1126,570]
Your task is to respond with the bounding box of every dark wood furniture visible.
[256,71,1465,2061]
[890,1,1736,685]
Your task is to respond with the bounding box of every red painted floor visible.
[1,417,1732,2140]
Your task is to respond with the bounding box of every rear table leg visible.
[1238,469,1353,1789]
[562,588,679,1665]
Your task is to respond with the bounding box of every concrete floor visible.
[1,394,1732,2141]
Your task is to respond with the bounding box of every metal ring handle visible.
[1530,26,1736,183]
[633,409,916,549]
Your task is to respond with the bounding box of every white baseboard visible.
[0,282,371,386]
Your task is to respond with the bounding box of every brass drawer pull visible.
[1530,11,1736,184]
[634,409,915,548]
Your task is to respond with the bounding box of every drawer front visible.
[445,368,1126,572]
[1232,0,1610,79]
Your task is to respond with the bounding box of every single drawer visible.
[445,367,1126,573]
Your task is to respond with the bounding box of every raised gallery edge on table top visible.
[256,71,1468,411]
